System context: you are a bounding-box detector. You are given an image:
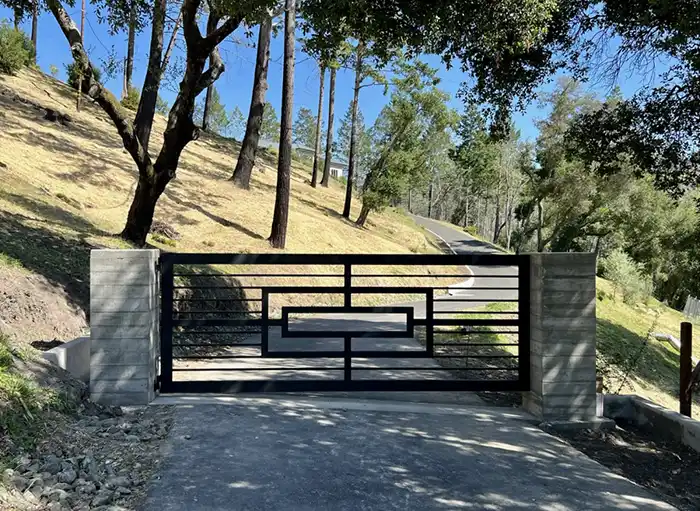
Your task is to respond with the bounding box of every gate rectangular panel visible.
[158,253,530,393]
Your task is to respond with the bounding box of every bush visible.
[151,233,177,247]
[601,249,653,305]
[0,23,33,75]
[464,225,478,236]
[121,85,140,110]
[65,61,102,89]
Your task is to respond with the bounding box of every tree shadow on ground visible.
[0,211,96,313]
[0,191,112,237]
[170,264,257,359]
[252,179,347,222]
[163,188,265,240]
[143,401,675,511]
[596,318,697,406]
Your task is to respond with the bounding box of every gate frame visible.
[158,252,530,394]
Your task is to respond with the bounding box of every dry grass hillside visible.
[0,68,444,344]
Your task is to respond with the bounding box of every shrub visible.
[49,64,59,77]
[65,61,102,89]
[121,85,141,110]
[0,23,33,75]
[601,249,653,305]
[151,233,177,247]
[464,225,478,236]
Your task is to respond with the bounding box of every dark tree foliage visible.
[300,0,592,124]
[566,1,700,193]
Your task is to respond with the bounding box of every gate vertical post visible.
[90,249,160,405]
[523,253,610,428]
[344,263,352,381]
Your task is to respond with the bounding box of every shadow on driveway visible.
[142,399,676,510]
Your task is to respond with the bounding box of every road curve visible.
[411,215,518,299]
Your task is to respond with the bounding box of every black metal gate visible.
[158,253,530,393]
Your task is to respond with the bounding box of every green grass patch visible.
[0,334,76,456]
[0,252,24,270]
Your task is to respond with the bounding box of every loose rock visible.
[91,490,113,507]
[57,468,77,484]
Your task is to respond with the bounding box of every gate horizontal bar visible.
[162,253,522,266]
[173,298,262,302]
[161,379,526,393]
[281,305,414,339]
[172,342,262,347]
[173,367,344,372]
[173,273,342,278]
[432,319,520,326]
[434,342,519,347]
[261,350,429,358]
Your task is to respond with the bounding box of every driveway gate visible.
[158,253,530,393]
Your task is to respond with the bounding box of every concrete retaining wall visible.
[604,394,700,453]
[42,336,90,382]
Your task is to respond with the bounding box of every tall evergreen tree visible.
[269,0,295,248]
[232,16,273,189]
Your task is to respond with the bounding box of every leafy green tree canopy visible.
[260,102,280,142]
[292,106,317,147]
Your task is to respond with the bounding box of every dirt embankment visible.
[0,267,87,346]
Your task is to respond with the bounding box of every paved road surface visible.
[143,218,676,510]
[143,397,675,510]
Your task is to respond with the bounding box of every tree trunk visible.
[31,0,38,63]
[356,202,370,227]
[120,170,169,245]
[505,198,513,251]
[231,17,272,189]
[202,84,213,130]
[407,188,412,213]
[124,1,136,97]
[428,180,434,218]
[134,0,167,152]
[14,8,20,29]
[342,42,363,217]
[48,0,242,247]
[310,65,325,187]
[493,194,502,243]
[161,12,181,73]
[320,66,336,187]
[536,199,544,252]
[76,0,85,111]
[268,0,295,248]
[464,192,470,227]
[201,13,219,132]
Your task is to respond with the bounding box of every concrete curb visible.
[604,394,700,452]
[42,336,91,382]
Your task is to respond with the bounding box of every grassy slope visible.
[0,68,447,342]
[596,279,700,417]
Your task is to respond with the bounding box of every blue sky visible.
[4,6,667,143]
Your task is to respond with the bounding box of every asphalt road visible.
[143,398,675,511]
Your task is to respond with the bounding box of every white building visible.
[259,140,348,179]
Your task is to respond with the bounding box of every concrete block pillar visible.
[523,253,600,425]
[90,249,160,406]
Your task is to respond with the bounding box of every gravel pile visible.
[1,406,173,511]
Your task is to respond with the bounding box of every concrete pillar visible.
[523,253,609,427]
[90,249,160,406]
